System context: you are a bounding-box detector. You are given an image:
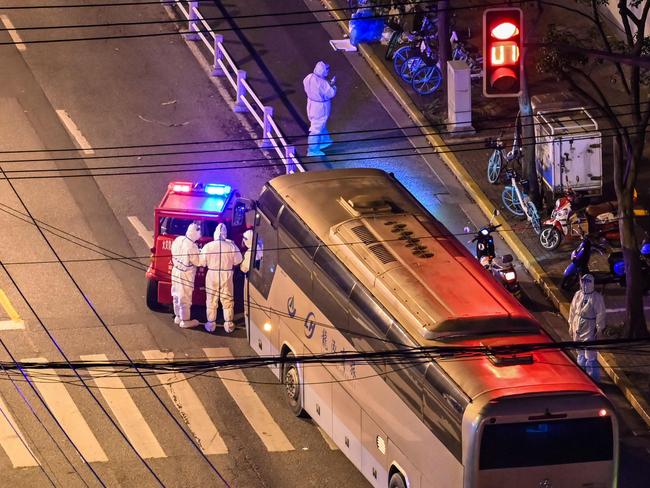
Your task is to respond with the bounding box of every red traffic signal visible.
[483,8,523,97]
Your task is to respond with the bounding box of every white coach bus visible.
[234,169,617,488]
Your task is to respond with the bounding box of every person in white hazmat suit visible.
[568,274,606,380]
[200,223,242,333]
[303,61,337,157]
[240,229,262,274]
[171,222,202,328]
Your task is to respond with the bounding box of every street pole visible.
[437,0,449,83]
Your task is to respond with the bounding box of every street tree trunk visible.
[613,135,648,338]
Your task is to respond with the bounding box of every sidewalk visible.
[319,0,650,426]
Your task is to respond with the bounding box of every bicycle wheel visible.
[502,186,524,216]
[527,201,541,234]
[385,30,402,60]
[412,65,442,95]
[487,150,503,184]
[400,56,425,82]
[393,45,415,76]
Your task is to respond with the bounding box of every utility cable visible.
[0,1,631,46]
[0,365,58,487]
[0,102,646,167]
[0,99,643,159]
[0,169,169,487]
[0,334,102,486]
[2,121,650,180]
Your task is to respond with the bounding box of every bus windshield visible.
[479,417,613,469]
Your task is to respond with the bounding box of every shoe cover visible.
[204,321,217,333]
[180,319,200,329]
[224,321,236,333]
[173,316,181,325]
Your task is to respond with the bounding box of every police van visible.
[145,181,246,312]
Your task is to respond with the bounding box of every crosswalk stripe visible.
[204,348,294,452]
[142,350,228,455]
[23,358,108,463]
[81,354,166,459]
[0,394,39,467]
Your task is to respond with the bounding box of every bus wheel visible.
[146,278,166,312]
[388,472,407,488]
[283,353,308,418]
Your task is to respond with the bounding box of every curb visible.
[321,0,650,426]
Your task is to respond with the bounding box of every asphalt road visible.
[0,1,647,487]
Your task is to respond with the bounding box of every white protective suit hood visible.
[215,223,227,241]
[242,229,253,248]
[313,61,330,79]
[185,223,202,242]
[580,273,595,294]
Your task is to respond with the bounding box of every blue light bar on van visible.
[205,183,231,196]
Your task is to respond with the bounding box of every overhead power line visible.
[0,100,641,158]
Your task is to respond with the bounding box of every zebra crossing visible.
[0,347,335,470]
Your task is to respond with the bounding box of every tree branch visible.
[591,0,630,94]
[565,67,624,130]
[618,0,636,46]
[528,42,650,67]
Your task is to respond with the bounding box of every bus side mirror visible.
[232,198,254,227]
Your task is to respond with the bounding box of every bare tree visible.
[538,0,650,338]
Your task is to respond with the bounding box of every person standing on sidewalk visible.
[303,61,337,157]
[568,273,606,380]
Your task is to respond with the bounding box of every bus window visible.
[279,208,320,258]
[249,213,277,299]
[258,187,283,223]
[479,417,613,469]
[278,230,312,293]
[312,269,348,333]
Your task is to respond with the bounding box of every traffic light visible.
[483,8,523,97]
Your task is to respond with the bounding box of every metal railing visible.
[168,1,304,174]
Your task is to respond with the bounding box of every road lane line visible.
[0,15,26,51]
[23,357,108,462]
[55,110,95,155]
[142,350,228,455]
[0,289,24,330]
[0,394,39,467]
[81,354,166,459]
[127,216,154,249]
[204,347,294,452]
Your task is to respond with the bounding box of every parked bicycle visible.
[399,34,438,83]
[391,10,438,76]
[486,131,522,184]
[451,38,483,79]
[501,168,542,234]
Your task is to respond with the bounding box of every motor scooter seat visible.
[586,201,617,218]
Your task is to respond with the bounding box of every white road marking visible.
[0,394,39,467]
[317,426,339,450]
[127,216,154,249]
[81,354,166,459]
[24,358,108,463]
[0,15,26,51]
[0,290,24,330]
[0,320,24,330]
[205,347,294,452]
[142,350,228,455]
[55,110,95,155]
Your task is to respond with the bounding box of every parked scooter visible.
[560,230,607,290]
[608,236,650,290]
[465,213,522,299]
[539,189,619,251]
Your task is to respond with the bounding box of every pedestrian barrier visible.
[167,1,304,174]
